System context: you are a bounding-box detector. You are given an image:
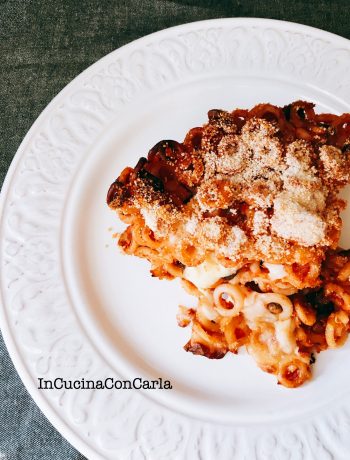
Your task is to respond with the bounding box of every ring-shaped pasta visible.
[118,211,135,224]
[213,283,245,317]
[294,298,316,326]
[140,226,163,249]
[325,311,349,348]
[278,359,311,388]
[177,244,203,266]
[131,223,146,246]
[134,246,161,262]
[221,315,250,352]
[259,293,293,321]
[324,283,350,311]
[269,281,298,296]
[118,226,138,254]
[255,279,298,296]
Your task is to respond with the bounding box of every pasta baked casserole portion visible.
[107,101,350,387]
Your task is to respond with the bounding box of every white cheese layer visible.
[243,292,297,354]
[243,292,276,325]
[264,263,287,281]
[183,258,236,289]
[274,319,297,354]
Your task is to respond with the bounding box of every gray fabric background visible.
[1,1,349,458]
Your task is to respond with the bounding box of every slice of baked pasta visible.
[107,101,350,387]
[180,250,350,387]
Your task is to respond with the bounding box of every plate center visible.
[63,76,350,424]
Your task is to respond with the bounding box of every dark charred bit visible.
[208,109,227,122]
[137,168,164,192]
[245,281,263,293]
[282,104,291,121]
[342,143,350,153]
[266,206,274,218]
[106,180,118,205]
[263,111,279,123]
[148,140,182,162]
[337,249,350,258]
[183,127,203,150]
[107,180,129,206]
[310,353,316,365]
[134,157,148,174]
[173,260,185,269]
[183,341,226,359]
[164,179,193,204]
[222,272,237,281]
[297,107,306,120]
[248,103,284,124]
[207,109,237,132]
[303,289,327,313]
[315,300,334,318]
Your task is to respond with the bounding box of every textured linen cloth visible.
[1,1,349,458]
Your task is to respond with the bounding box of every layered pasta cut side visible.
[107,101,350,387]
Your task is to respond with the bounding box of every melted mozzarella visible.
[244,292,296,354]
[259,328,280,356]
[183,258,236,289]
[274,319,297,354]
[243,292,276,326]
[264,263,287,280]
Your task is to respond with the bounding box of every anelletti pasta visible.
[107,101,350,387]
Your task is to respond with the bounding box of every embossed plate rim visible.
[1,18,350,460]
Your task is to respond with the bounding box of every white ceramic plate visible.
[1,18,350,460]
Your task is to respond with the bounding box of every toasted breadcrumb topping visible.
[108,102,350,268]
